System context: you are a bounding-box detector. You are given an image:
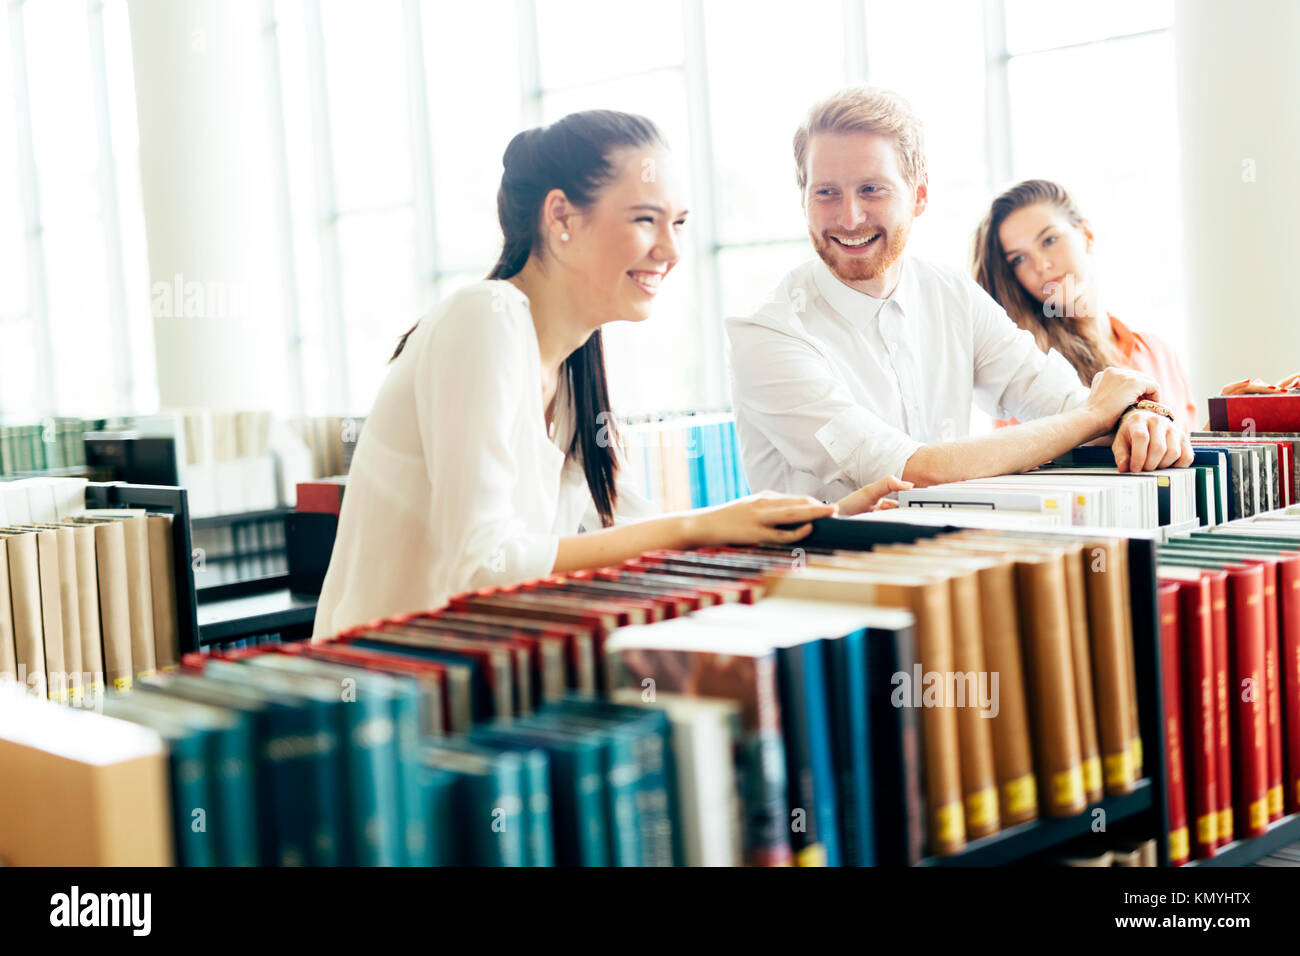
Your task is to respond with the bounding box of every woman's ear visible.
[542,188,574,246]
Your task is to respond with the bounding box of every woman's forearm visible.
[552,513,697,574]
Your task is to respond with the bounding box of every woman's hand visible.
[1220,373,1300,395]
[836,475,913,517]
[1084,366,1161,429]
[680,491,837,548]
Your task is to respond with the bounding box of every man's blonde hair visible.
[793,86,926,195]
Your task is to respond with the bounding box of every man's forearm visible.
[900,406,1109,488]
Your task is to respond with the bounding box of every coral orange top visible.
[995,314,1199,434]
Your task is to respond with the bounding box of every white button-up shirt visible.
[726,255,1091,502]
[313,280,655,639]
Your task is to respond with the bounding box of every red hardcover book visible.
[1226,564,1270,838]
[295,478,347,515]
[1277,554,1300,814]
[1207,393,1300,433]
[1159,583,1190,866]
[1159,570,1220,858]
[1203,570,1234,846]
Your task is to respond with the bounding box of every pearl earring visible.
[560,232,570,242]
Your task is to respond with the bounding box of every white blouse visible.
[312,280,657,640]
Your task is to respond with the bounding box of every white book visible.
[897,483,1071,525]
[960,476,1112,527]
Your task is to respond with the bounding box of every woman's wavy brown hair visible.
[972,179,1117,386]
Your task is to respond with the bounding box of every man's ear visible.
[913,173,929,217]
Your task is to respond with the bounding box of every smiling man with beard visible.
[726,86,1192,502]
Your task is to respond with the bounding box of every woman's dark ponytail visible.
[392,110,665,527]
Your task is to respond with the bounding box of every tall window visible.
[0,0,152,419]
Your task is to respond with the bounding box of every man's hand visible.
[1084,367,1162,435]
[1112,409,1193,472]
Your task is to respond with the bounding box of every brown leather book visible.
[1,531,47,699]
[765,561,966,857]
[869,547,1001,838]
[1013,551,1088,817]
[146,515,181,672]
[906,540,1038,825]
[1081,538,1140,796]
[1061,544,1104,804]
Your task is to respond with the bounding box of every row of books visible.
[0,419,107,477]
[0,478,183,704]
[895,433,1300,532]
[190,514,288,587]
[620,414,750,512]
[289,416,362,480]
[1157,509,1300,864]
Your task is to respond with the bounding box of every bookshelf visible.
[918,780,1154,866]
[802,516,1174,868]
[1185,813,1300,867]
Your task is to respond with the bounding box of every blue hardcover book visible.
[126,686,261,867]
[823,626,874,866]
[702,423,727,506]
[720,421,737,502]
[541,696,678,866]
[101,697,215,867]
[241,654,409,866]
[469,723,608,866]
[424,744,526,866]
[202,660,345,866]
[521,711,643,867]
[419,765,459,866]
[433,737,553,867]
[687,425,706,508]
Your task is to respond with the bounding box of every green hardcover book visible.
[541,696,678,866]
[201,660,345,866]
[348,636,492,723]
[419,764,459,866]
[519,711,642,867]
[123,687,259,867]
[139,672,280,864]
[468,722,608,866]
[101,695,215,867]
[433,737,554,867]
[238,655,405,866]
[423,744,526,866]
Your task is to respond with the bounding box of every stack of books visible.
[620,413,749,511]
[0,477,182,704]
[0,418,106,476]
[1156,508,1300,863]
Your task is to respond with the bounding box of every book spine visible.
[1063,549,1103,803]
[1208,575,1234,844]
[948,574,1000,838]
[1261,565,1285,821]
[1160,584,1190,865]
[978,564,1038,824]
[1280,560,1300,815]
[867,622,924,864]
[1084,541,1139,796]
[1017,559,1087,819]
[1178,581,1219,859]
[1228,567,1269,838]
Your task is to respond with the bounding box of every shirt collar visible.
[810,253,913,323]
[1107,313,1142,362]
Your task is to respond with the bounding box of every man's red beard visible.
[810,222,910,284]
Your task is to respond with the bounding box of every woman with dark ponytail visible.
[315,110,898,638]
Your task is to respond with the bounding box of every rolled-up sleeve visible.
[728,315,922,490]
[412,295,559,593]
[968,282,1090,422]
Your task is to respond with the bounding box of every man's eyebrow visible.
[1004,225,1054,257]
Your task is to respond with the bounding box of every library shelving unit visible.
[802,515,1174,867]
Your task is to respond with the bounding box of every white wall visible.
[1176,0,1300,402]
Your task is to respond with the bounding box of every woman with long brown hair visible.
[972,179,1200,433]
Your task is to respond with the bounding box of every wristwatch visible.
[1119,399,1174,424]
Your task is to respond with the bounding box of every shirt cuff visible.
[815,405,923,488]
